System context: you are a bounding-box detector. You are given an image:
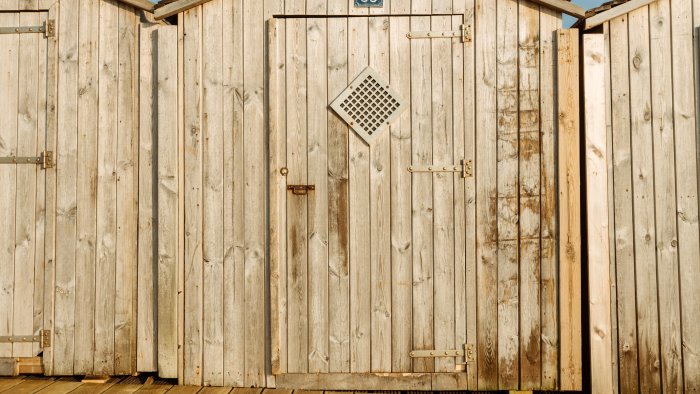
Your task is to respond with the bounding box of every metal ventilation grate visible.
[330,67,406,145]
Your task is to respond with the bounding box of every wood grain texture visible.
[496,0,519,388]
[609,14,638,394]
[410,13,434,375]
[518,2,541,389]
[583,32,614,394]
[475,0,499,388]
[627,8,661,393]
[556,28,582,392]
[137,23,158,373]
[538,7,560,390]
[156,25,179,380]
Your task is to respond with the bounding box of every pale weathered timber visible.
[627,7,661,393]
[556,28,582,392]
[156,25,179,380]
[518,2,542,389]
[475,0,499,389]
[583,32,614,394]
[496,0,520,388]
[609,13,638,394]
[137,23,158,374]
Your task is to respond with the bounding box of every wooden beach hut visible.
[150,0,586,391]
[581,0,700,392]
[0,0,163,378]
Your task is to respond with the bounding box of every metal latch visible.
[408,159,473,178]
[0,20,55,38]
[287,185,316,196]
[410,343,475,372]
[0,151,54,169]
[407,23,472,43]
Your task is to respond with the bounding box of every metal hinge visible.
[408,159,473,178]
[0,20,55,38]
[41,330,51,348]
[407,23,472,43]
[410,343,475,372]
[0,329,51,348]
[0,151,54,169]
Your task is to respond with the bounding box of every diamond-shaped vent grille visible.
[330,67,406,145]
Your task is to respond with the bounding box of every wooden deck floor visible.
[0,376,288,394]
[0,376,516,393]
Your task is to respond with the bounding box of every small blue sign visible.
[354,0,383,7]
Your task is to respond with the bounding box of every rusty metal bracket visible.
[407,23,472,43]
[408,159,473,178]
[410,343,475,372]
[287,185,316,196]
[0,20,54,38]
[0,151,54,169]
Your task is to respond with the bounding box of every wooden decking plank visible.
[102,384,144,394]
[35,380,83,394]
[163,386,202,394]
[4,378,56,393]
[135,385,175,393]
[0,377,25,392]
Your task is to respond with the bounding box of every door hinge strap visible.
[0,335,41,343]
[407,23,472,42]
[408,159,473,178]
[0,151,54,169]
[0,330,50,348]
[0,20,55,38]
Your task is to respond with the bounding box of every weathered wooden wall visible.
[0,0,156,377]
[157,0,581,391]
[596,0,700,392]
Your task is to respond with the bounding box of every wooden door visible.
[269,13,476,379]
[0,8,56,366]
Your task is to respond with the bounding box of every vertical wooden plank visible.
[475,0,498,388]
[137,23,158,373]
[53,0,79,375]
[13,10,39,359]
[268,15,286,378]
[389,10,412,374]
[608,14,638,394]
[648,0,680,392]
[538,7,560,390]
[431,13,456,375]
[183,6,203,386]
[583,32,614,394]
[307,16,330,374]
[348,15,371,374]
[285,0,304,13]
[327,14,351,375]
[460,0,478,389]
[518,2,541,389]
[202,0,224,386]
[242,0,266,385]
[115,4,139,375]
[671,1,700,391]
[223,0,245,386]
[156,25,180,380]
[328,0,349,13]
[95,0,119,375]
[627,8,661,393]
[42,2,58,376]
[603,21,620,394]
[557,28,582,392]
[285,16,309,375]
[369,15,392,374]
[74,0,99,373]
[410,12,433,374]
[432,0,452,13]
[496,0,519,388]
[306,0,325,14]
[450,0,467,383]
[33,10,49,358]
[177,15,187,385]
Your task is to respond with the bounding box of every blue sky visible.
[566,0,606,26]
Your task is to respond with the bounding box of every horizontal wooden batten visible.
[276,373,474,391]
